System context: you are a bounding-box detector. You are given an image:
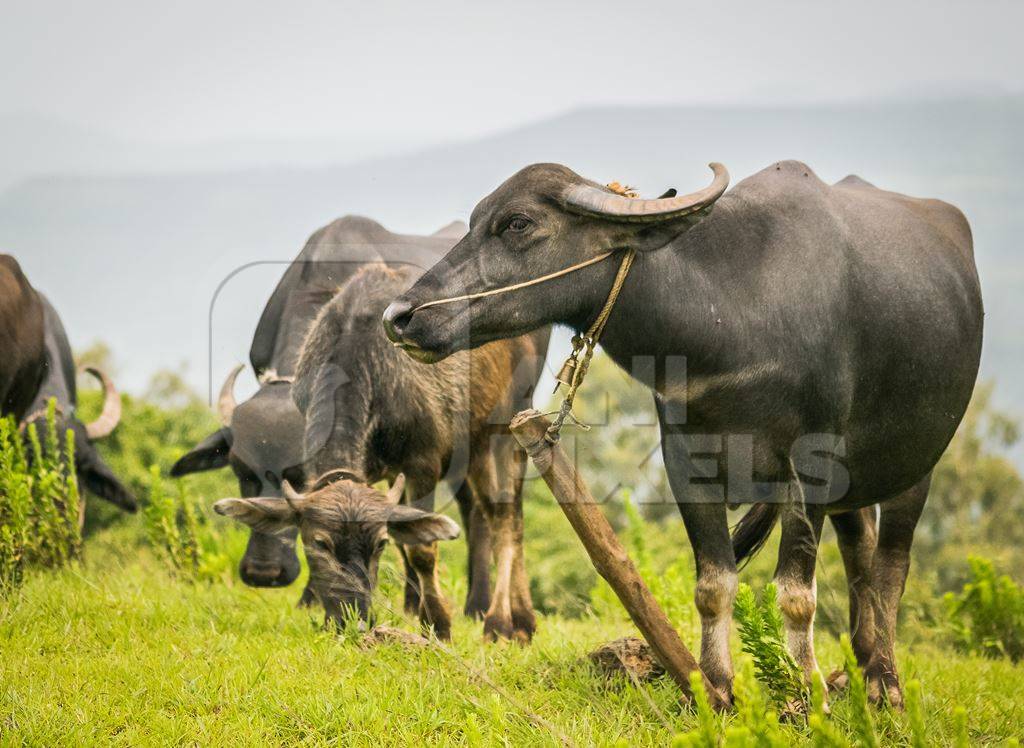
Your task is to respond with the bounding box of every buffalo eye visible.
[503,214,533,234]
[374,537,389,555]
[312,537,333,553]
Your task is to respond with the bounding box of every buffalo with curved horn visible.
[1,254,45,420]
[0,255,136,515]
[173,216,549,617]
[384,160,983,707]
[218,262,547,640]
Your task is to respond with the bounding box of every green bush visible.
[669,635,939,747]
[143,465,233,583]
[77,387,236,510]
[0,401,81,592]
[944,556,1024,662]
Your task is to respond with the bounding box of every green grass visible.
[3,504,1023,746]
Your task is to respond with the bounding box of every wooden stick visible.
[510,409,728,709]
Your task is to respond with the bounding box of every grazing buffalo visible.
[1,254,136,514]
[1,255,45,420]
[172,217,497,612]
[382,160,983,705]
[217,263,549,640]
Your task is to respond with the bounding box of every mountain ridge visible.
[1,98,1019,443]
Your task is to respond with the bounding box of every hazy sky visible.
[3,0,1023,144]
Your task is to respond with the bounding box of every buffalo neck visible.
[304,357,377,483]
[579,217,739,397]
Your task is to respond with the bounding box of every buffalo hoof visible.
[700,668,734,710]
[482,615,533,645]
[425,621,451,642]
[463,594,490,620]
[512,608,536,643]
[826,669,850,693]
[865,662,904,710]
[483,612,514,642]
[418,606,452,641]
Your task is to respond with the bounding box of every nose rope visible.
[405,246,637,444]
[408,249,617,313]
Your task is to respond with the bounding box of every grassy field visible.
[3,491,1023,747]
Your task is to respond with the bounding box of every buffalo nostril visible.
[241,561,287,587]
[382,300,414,340]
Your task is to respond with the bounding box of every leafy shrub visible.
[77,386,236,510]
[0,402,81,592]
[672,663,811,746]
[944,555,1024,661]
[143,465,232,583]
[670,634,936,747]
[926,385,1024,555]
[727,659,788,746]
[732,582,807,709]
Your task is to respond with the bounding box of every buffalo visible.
[172,217,501,614]
[1,254,136,515]
[383,160,983,706]
[217,263,549,640]
[1,255,45,420]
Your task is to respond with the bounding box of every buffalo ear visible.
[213,497,301,534]
[79,454,138,513]
[386,505,460,546]
[622,208,713,253]
[170,429,231,476]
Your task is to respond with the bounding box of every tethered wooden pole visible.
[509,409,728,710]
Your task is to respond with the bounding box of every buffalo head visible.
[170,365,306,587]
[21,367,137,514]
[214,474,459,628]
[383,163,728,360]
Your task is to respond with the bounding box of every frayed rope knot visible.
[605,181,640,199]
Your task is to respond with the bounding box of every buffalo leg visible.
[865,475,929,708]
[472,438,534,642]
[455,482,492,618]
[404,543,451,640]
[297,584,317,608]
[507,446,535,641]
[660,416,738,700]
[830,507,878,668]
[396,546,422,615]
[403,472,453,639]
[773,488,827,684]
[677,499,737,700]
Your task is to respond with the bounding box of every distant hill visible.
[1,98,1020,428]
[0,112,451,192]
